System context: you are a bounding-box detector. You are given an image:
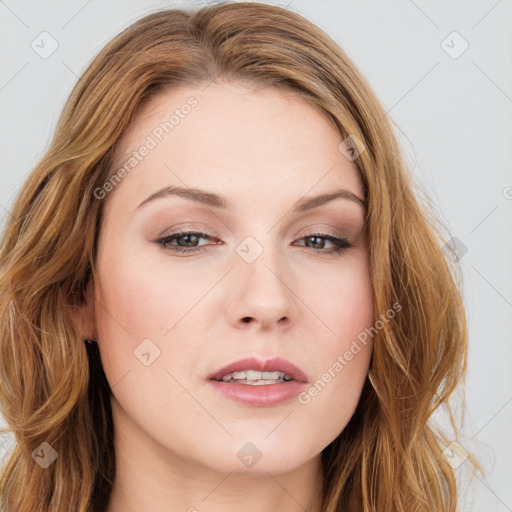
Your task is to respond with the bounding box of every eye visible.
[156,230,214,254]
[155,230,353,255]
[294,232,354,254]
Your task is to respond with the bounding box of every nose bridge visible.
[236,231,287,292]
[228,230,297,328]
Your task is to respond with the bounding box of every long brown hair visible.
[0,2,478,510]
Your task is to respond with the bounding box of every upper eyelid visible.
[158,228,347,237]
[146,207,364,239]
[157,220,356,237]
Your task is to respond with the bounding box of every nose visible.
[225,241,299,331]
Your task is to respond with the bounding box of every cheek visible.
[295,254,374,424]
[95,245,202,337]
[301,251,374,348]
[93,243,218,388]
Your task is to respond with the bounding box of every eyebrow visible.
[135,185,366,212]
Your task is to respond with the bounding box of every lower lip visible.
[207,380,307,407]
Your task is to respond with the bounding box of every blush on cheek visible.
[97,262,161,335]
[329,285,374,351]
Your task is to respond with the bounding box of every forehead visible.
[104,81,364,215]
[115,81,340,159]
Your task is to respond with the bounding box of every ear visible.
[68,279,98,341]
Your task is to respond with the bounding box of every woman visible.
[0,2,477,511]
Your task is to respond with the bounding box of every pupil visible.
[309,236,323,249]
[180,234,197,247]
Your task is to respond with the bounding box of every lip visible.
[206,356,309,383]
[207,380,307,407]
[206,356,308,407]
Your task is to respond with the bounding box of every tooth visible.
[219,369,297,383]
[262,371,281,379]
[245,379,280,386]
[245,370,263,380]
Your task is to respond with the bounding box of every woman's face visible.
[89,81,374,476]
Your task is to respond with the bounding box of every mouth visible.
[214,369,295,385]
[206,357,308,407]
[207,356,308,385]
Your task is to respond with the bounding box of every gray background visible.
[1,1,511,510]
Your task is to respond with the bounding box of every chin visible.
[193,441,313,476]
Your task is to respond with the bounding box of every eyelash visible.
[155,230,353,255]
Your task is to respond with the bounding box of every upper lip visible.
[207,356,308,383]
